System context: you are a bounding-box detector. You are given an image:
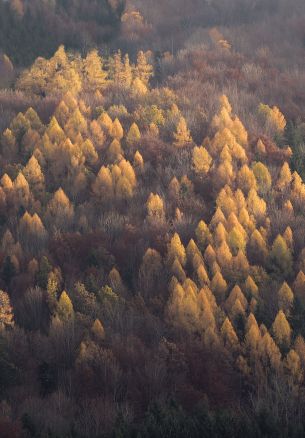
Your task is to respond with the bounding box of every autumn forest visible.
[1,0,305,437]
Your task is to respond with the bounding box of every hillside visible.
[0,1,305,437]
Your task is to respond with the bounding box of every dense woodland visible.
[1,0,305,437]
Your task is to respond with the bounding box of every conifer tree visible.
[211,271,227,302]
[284,349,303,384]
[46,188,74,230]
[247,229,268,264]
[91,319,106,341]
[146,193,165,223]
[252,162,272,192]
[83,49,107,92]
[135,51,153,85]
[269,235,293,277]
[197,264,210,287]
[167,233,186,266]
[57,291,74,322]
[126,123,141,148]
[110,118,124,140]
[277,162,292,191]
[244,276,259,298]
[195,220,211,249]
[237,165,257,194]
[173,117,192,148]
[13,172,30,208]
[294,271,305,306]
[228,226,246,255]
[259,331,281,370]
[278,282,294,315]
[221,317,238,348]
[98,112,113,134]
[216,241,232,267]
[134,150,144,169]
[23,155,45,198]
[192,146,212,175]
[0,290,14,328]
[272,310,291,347]
[92,166,113,199]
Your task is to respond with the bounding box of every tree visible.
[146,193,165,223]
[23,155,45,198]
[91,319,105,341]
[216,241,232,267]
[293,271,305,306]
[252,162,272,192]
[135,50,153,85]
[256,139,266,155]
[221,317,238,349]
[225,285,247,313]
[110,118,124,140]
[214,222,228,246]
[107,139,123,162]
[46,188,74,230]
[186,239,201,266]
[269,235,293,278]
[13,172,30,209]
[19,212,48,251]
[228,226,246,255]
[139,248,163,298]
[278,282,294,315]
[244,276,259,298]
[210,271,227,302]
[47,271,60,315]
[237,165,257,194]
[82,50,107,92]
[98,112,113,134]
[245,314,261,351]
[277,162,292,191]
[259,103,286,133]
[57,291,74,322]
[195,220,211,249]
[197,264,210,286]
[134,150,144,169]
[0,290,14,328]
[272,310,291,347]
[122,54,133,87]
[173,117,192,148]
[247,189,266,220]
[92,166,113,199]
[284,349,303,384]
[192,146,212,175]
[126,123,141,147]
[171,259,186,283]
[259,331,281,370]
[247,229,268,264]
[167,233,186,266]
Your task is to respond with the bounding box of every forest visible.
[0,0,305,437]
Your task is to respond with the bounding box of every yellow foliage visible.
[195,220,212,249]
[192,146,212,175]
[167,233,186,267]
[221,317,238,348]
[210,271,227,302]
[57,290,74,322]
[259,103,286,133]
[126,123,141,147]
[278,282,294,315]
[173,117,192,148]
[272,310,291,347]
[146,193,165,222]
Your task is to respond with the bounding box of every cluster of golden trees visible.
[17,46,153,96]
[143,96,305,392]
[1,46,305,434]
